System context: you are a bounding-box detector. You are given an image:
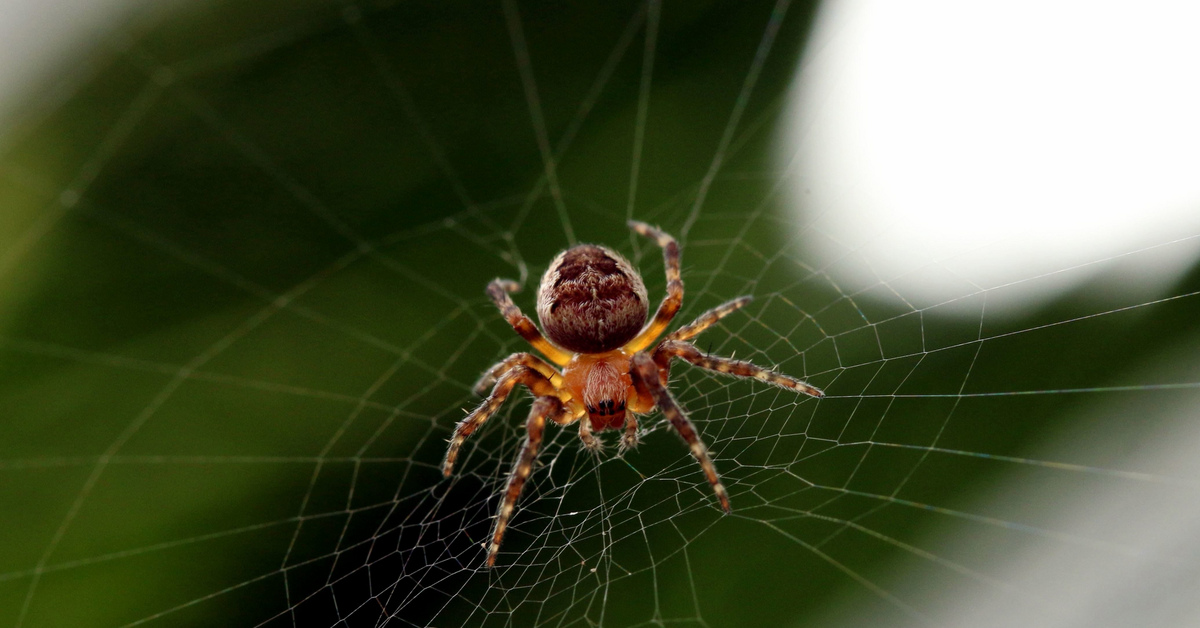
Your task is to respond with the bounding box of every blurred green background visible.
[2,1,1198,626]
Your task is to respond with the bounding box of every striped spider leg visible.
[620,299,823,516]
[443,365,563,477]
[485,278,572,366]
[629,352,732,512]
[486,394,567,567]
[652,340,825,399]
[443,363,582,567]
[623,220,683,353]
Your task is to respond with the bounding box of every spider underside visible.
[442,221,824,567]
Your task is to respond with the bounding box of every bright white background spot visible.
[0,0,156,137]
[785,0,1200,313]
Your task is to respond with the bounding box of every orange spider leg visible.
[473,352,564,396]
[618,411,640,453]
[487,395,565,567]
[443,366,562,477]
[552,388,597,451]
[487,279,573,366]
[653,340,824,399]
[623,221,682,353]
[577,407,603,451]
[630,352,732,513]
[619,364,657,453]
[667,296,753,342]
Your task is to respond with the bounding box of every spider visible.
[442,221,824,567]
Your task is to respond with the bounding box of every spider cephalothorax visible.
[443,221,824,567]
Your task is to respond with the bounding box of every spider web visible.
[2,1,1199,627]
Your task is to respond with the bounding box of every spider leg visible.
[473,352,563,396]
[624,221,683,353]
[653,340,825,399]
[630,352,731,513]
[443,366,559,477]
[487,279,573,366]
[618,412,639,453]
[578,414,603,452]
[666,296,753,342]
[487,395,564,567]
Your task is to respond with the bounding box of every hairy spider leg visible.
[473,352,564,396]
[653,340,825,399]
[487,278,573,366]
[577,412,602,451]
[666,296,754,342]
[487,395,565,567]
[630,353,732,514]
[443,366,561,477]
[619,411,639,453]
[624,221,683,353]
[619,358,657,452]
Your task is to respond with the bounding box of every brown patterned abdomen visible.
[536,244,648,354]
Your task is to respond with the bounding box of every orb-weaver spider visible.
[443,221,824,566]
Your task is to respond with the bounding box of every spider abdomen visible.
[536,244,648,354]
